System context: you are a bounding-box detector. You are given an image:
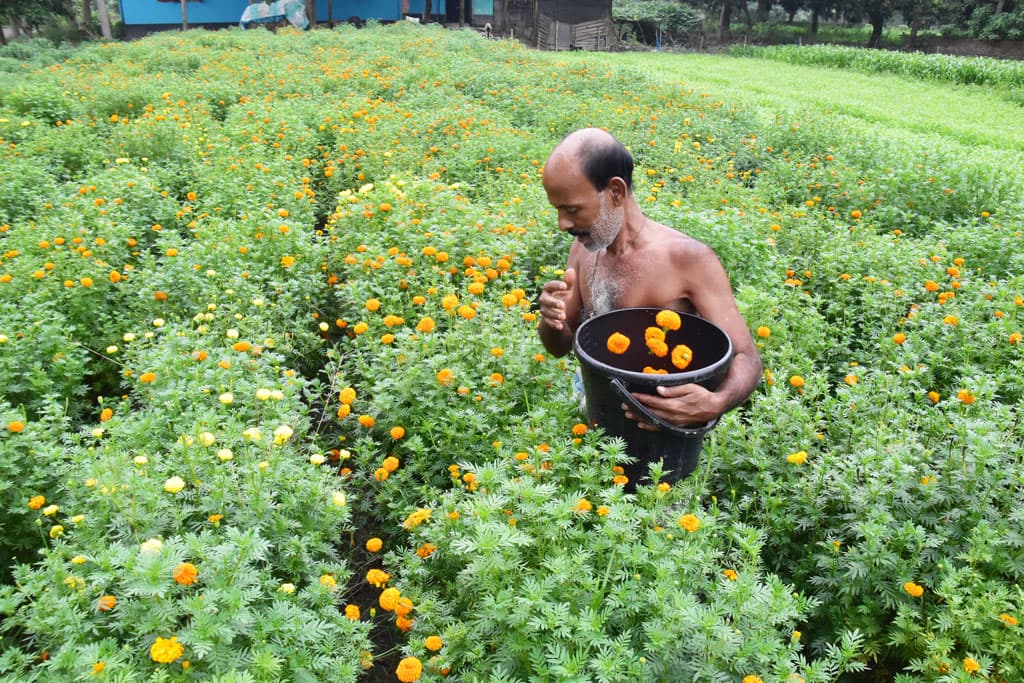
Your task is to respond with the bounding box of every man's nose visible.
[557,213,573,231]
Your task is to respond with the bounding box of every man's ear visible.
[607,177,628,205]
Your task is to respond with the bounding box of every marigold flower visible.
[606,332,630,355]
[403,508,432,530]
[457,304,476,320]
[425,635,443,652]
[390,425,406,440]
[655,309,682,330]
[436,368,454,385]
[893,333,907,344]
[366,568,390,587]
[279,583,296,594]
[139,372,156,383]
[963,657,980,674]
[571,423,588,436]
[671,344,693,370]
[999,613,1018,627]
[415,317,436,333]
[396,656,423,682]
[724,569,739,581]
[787,450,808,465]
[27,495,45,510]
[644,326,666,342]
[646,337,668,357]
[345,604,360,621]
[789,374,805,388]
[678,513,701,532]
[92,661,105,674]
[172,562,198,586]
[903,581,924,598]
[352,322,369,335]
[140,538,163,554]
[358,415,375,428]
[164,476,185,494]
[417,543,437,558]
[928,391,941,404]
[1008,332,1022,345]
[150,636,184,664]
[273,424,294,444]
[574,498,593,512]
[320,574,337,590]
[365,298,381,312]
[957,389,976,405]
[378,586,401,611]
[339,387,356,405]
[96,595,117,612]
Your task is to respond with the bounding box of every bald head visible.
[547,128,634,192]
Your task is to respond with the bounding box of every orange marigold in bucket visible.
[606,332,630,355]
[671,344,693,370]
[655,309,681,330]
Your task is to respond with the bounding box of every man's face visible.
[542,156,622,252]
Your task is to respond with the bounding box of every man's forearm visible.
[713,350,762,415]
[538,320,574,358]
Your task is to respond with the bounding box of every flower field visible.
[1,23,1023,682]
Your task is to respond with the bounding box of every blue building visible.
[118,1,496,37]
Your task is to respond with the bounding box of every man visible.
[538,128,761,430]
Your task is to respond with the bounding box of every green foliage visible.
[1,21,1023,682]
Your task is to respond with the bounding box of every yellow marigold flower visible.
[320,574,337,590]
[279,583,296,594]
[172,562,198,586]
[273,424,294,445]
[724,569,739,581]
[425,635,443,652]
[844,374,858,386]
[606,332,630,355]
[365,298,381,312]
[345,604,360,621]
[402,508,432,530]
[678,513,700,532]
[374,467,389,481]
[150,636,184,664]
[379,587,401,611]
[415,317,435,333]
[164,476,185,494]
[999,613,1018,627]
[96,594,117,612]
[1009,332,1022,345]
[963,657,980,674]
[671,344,693,370]
[27,495,45,510]
[382,456,400,472]
[358,415,375,428]
[441,294,458,311]
[928,391,941,403]
[366,537,383,553]
[436,368,454,385]
[574,498,593,512]
[943,315,959,326]
[383,314,404,327]
[352,322,369,335]
[366,568,390,588]
[787,450,808,465]
[396,656,423,682]
[457,304,476,319]
[596,505,610,516]
[903,581,924,598]
[339,387,356,405]
[656,309,682,330]
[139,372,157,384]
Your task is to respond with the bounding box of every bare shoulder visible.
[649,223,722,272]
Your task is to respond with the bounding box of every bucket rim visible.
[573,307,734,386]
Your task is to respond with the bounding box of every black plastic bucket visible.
[573,308,733,488]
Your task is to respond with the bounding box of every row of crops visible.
[1,23,1023,681]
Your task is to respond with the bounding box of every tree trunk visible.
[81,0,92,30]
[811,8,819,33]
[867,10,884,48]
[718,0,732,41]
[307,0,316,26]
[96,0,113,38]
[179,0,188,30]
[422,0,431,23]
[755,0,771,23]
[995,0,1006,13]
[459,0,465,26]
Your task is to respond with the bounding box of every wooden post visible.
[179,0,188,30]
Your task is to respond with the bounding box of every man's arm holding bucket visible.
[626,244,762,429]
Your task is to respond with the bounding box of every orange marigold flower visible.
[646,337,668,358]
[656,309,682,330]
[755,326,771,338]
[1008,332,1022,345]
[139,372,156,383]
[893,332,907,344]
[606,332,630,355]
[27,495,45,509]
[395,615,414,632]
[927,391,941,404]
[903,581,924,598]
[425,635,443,652]
[724,569,739,581]
[365,537,383,552]
[574,498,593,512]
[415,317,436,333]
[8,420,25,433]
[396,657,423,682]
[231,341,251,352]
[671,344,693,370]
[394,596,414,617]
[416,543,437,558]
[457,304,476,320]
[149,636,184,664]
[999,613,1018,627]
[365,298,381,312]
[571,423,588,436]
[339,387,356,405]
[963,657,980,674]
[390,426,406,440]
[379,587,401,611]
[358,415,375,428]
[678,513,701,532]
[436,368,454,386]
[345,604,360,621]
[789,374,805,388]
[97,595,117,612]
[366,568,390,588]
[957,389,975,405]
[644,326,666,342]
[99,408,113,422]
[172,562,198,586]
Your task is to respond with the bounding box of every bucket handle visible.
[610,378,719,437]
